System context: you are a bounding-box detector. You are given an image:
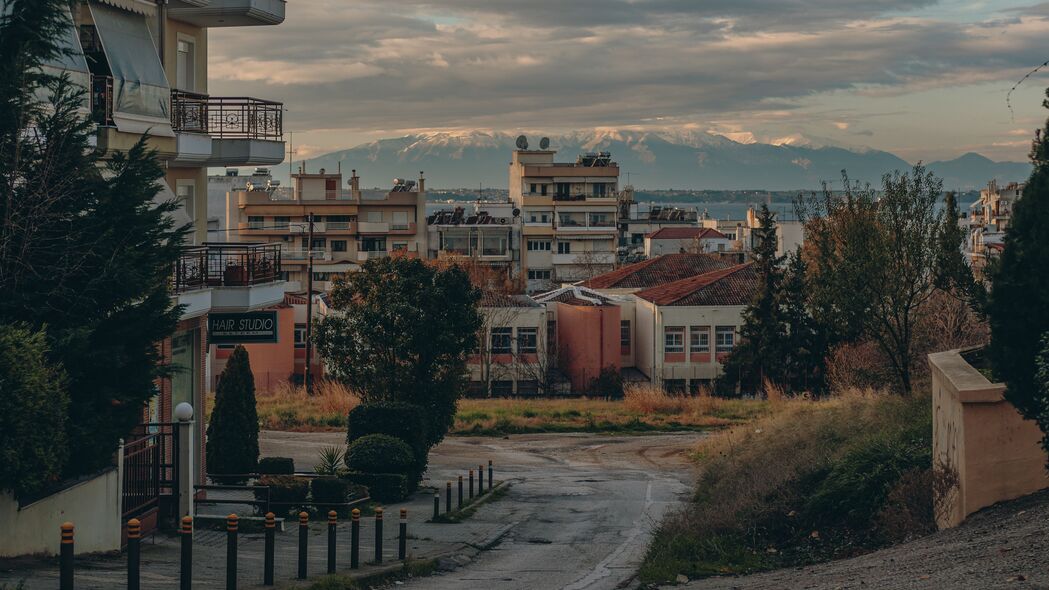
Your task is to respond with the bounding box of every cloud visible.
[206,0,1049,159]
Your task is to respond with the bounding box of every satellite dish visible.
[539,137,550,150]
[512,208,521,217]
[515,135,529,150]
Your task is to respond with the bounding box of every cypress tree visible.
[988,91,1049,431]
[206,346,260,480]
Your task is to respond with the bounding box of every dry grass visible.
[253,380,361,431]
[453,388,767,435]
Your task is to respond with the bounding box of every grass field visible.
[242,382,768,435]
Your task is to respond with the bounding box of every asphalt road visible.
[262,431,703,590]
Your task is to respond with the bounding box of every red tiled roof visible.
[635,263,758,306]
[580,253,734,289]
[645,227,728,240]
[534,286,617,307]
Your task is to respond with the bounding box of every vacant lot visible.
[246,383,768,434]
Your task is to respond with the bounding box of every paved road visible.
[264,431,702,590]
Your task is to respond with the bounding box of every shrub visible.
[0,325,68,498]
[258,457,295,475]
[310,477,359,517]
[588,366,624,399]
[256,475,310,515]
[347,403,429,478]
[345,434,415,475]
[341,472,408,503]
[206,346,260,482]
[314,446,345,476]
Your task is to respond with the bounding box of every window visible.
[589,213,609,226]
[248,215,264,230]
[391,211,409,230]
[481,234,507,256]
[528,269,552,280]
[491,327,512,354]
[312,272,331,281]
[361,237,386,252]
[274,216,290,229]
[517,327,538,354]
[715,326,735,352]
[530,183,537,194]
[367,211,382,222]
[527,240,551,251]
[620,320,631,348]
[177,183,196,222]
[541,184,548,196]
[631,233,644,244]
[664,326,685,353]
[690,326,710,353]
[294,324,307,349]
[332,240,348,252]
[326,215,351,230]
[310,238,326,249]
[555,182,570,196]
[176,38,195,91]
[557,241,571,254]
[392,242,408,251]
[593,183,607,196]
[529,211,551,224]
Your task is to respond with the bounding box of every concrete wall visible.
[0,468,122,557]
[556,303,621,392]
[930,348,1049,529]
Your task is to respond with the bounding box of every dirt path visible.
[673,489,1049,590]
[264,431,704,590]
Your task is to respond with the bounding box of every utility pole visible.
[304,212,315,394]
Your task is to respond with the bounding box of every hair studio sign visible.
[208,311,279,344]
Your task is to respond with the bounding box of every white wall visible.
[0,468,122,557]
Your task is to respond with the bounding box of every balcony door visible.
[176,38,196,92]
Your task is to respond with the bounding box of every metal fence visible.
[172,243,282,293]
[171,91,284,140]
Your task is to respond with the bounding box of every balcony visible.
[357,221,389,233]
[357,250,389,262]
[170,90,284,167]
[281,249,332,262]
[167,0,286,27]
[552,252,616,266]
[171,243,287,316]
[553,193,618,202]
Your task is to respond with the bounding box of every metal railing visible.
[123,423,180,520]
[91,75,114,127]
[172,243,283,293]
[171,90,284,140]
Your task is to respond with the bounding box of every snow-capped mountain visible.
[280,130,1030,191]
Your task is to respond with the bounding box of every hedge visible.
[258,457,295,475]
[347,402,429,482]
[345,434,415,475]
[311,477,366,517]
[342,472,408,503]
[256,475,309,515]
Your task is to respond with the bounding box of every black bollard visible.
[327,510,337,574]
[297,512,308,579]
[433,491,440,519]
[446,481,452,513]
[263,512,275,586]
[374,508,384,563]
[489,459,494,491]
[478,464,484,495]
[458,475,464,509]
[60,522,74,590]
[127,519,141,590]
[179,516,193,590]
[225,514,238,590]
[469,469,475,499]
[398,508,408,560]
[350,508,360,569]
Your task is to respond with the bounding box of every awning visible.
[315,263,359,273]
[90,2,174,136]
[95,0,156,17]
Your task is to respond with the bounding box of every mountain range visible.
[281,130,1031,191]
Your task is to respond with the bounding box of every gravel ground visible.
[672,489,1049,590]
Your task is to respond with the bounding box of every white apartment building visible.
[969,180,1024,271]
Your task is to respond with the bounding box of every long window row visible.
[489,326,539,355]
[664,326,735,354]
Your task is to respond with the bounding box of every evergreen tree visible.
[778,250,828,393]
[988,91,1049,427]
[315,256,482,446]
[936,191,984,310]
[0,0,185,476]
[206,346,260,480]
[721,204,786,392]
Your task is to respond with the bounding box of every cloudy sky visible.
[209,0,1049,162]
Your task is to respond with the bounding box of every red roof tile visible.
[580,253,734,289]
[635,263,758,306]
[645,227,728,240]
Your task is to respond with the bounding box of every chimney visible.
[418,171,426,193]
[350,169,360,192]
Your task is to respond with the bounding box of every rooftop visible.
[634,263,758,306]
[481,292,543,308]
[580,253,734,290]
[534,286,618,307]
[646,227,728,240]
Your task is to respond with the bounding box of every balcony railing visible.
[552,193,616,202]
[91,75,114,127]
[171,90,283,140]
[172,243,282,293]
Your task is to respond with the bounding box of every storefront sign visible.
[208,312,279,344]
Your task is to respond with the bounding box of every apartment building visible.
[509,147,620,291]
[226,168,428,292]
[427,203,519,282]
[644,227,732,257]
[16,0,289,551]
[469,293,552,396]
[969,180,1024,270]
[618,202,701,260]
